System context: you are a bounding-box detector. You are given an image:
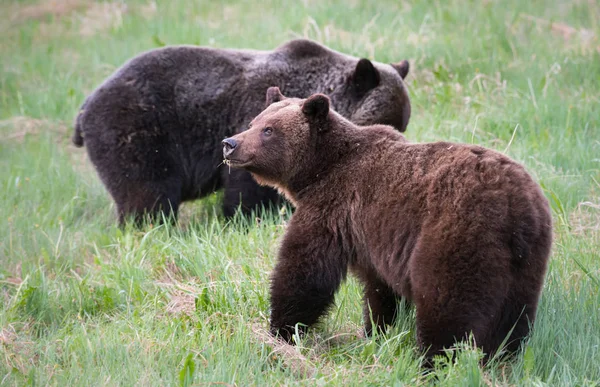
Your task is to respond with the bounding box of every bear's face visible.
[222,87,329,189]
[331,59,410,132]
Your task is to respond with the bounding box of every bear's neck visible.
[286,120,360,199]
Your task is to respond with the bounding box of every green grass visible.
[1,0,599,385]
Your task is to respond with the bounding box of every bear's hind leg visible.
[410,245,511,365]
[490,294,538,356]
[415,305,499,367]
[490,235,551,356]
[114,178,182,227]
[354,267,400,336]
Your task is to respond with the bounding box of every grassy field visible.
[1,0,599,385]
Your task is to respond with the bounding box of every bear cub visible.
[222,88,552,362]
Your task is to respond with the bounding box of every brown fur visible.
[223,89,553,363]
[73,39,411,224]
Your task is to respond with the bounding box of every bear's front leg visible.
[269,219,347,343]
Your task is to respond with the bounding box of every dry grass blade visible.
[9,0,87,24]
[78,2,128,37]
[520,13,599,53]
[250,323,318,378]
[0,116,68,143]
[570,200,600,236]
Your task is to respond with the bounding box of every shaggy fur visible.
[72,39,411,224]
[222,89,553,363]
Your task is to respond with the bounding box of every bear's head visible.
[331,58,411,132]
[277,39,411,132]
[222,87,340,197]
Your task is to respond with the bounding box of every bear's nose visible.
[222,138,238,158]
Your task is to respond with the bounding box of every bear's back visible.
[358,139,550,253]
[99,45,250,95]
[273,39,340,61]
[306,133,549,259]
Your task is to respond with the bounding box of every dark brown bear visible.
[222,88,552,363]
[72,39,411,224]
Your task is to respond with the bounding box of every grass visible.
[1,0,599,385]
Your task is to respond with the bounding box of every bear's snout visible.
[222,138,238,158]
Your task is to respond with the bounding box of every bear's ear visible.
[265,86,285,107]
[391,60,410,79]
[352,58,380,95]
[301,93,330,122]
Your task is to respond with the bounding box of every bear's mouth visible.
[223,157,253,168]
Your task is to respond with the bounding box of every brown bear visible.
[222,88,553,363]
[72,39,411,225]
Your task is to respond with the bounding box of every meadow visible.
[1,0,599,385]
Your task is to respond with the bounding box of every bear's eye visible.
[263,127,273,136]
